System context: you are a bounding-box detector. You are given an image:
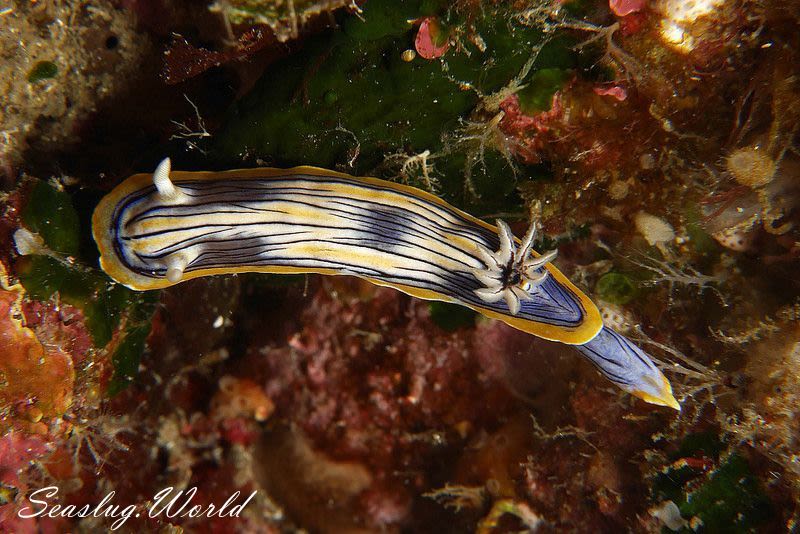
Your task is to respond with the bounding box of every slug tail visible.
[632,371,680,410]
[575,327,681,411]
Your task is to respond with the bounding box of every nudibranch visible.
[93,158,679,410]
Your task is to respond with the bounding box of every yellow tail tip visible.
[633,372,681,411]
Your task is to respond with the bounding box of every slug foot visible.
[473,219,558,315]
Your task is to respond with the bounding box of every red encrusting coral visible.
[498,92,565,165]
[21,300,93,365]
[248,278,520,526]
[0,432,65,534]
[497,83,637,174]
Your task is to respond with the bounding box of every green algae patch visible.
[679,454,771,532]
[684,208,722,258]
[16,255,142,347]
[214,0,577,213]
[428,301,476,331]
[595,272,638,305]
[22,180,80,256]
[652,433,772,533]
[107,288,158,396]
[27,60,58,83]
[217,24,476,171]
[107,294,157,396]
[107,324,149,396]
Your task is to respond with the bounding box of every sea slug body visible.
[93,158,679,410]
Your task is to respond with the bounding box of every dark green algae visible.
[596,271,639,305]
[27,60,58,83]
[213,0,578,214]
[17,179,157,394]
[651,432,772,533]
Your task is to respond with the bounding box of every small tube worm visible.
[93,159,679,410]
